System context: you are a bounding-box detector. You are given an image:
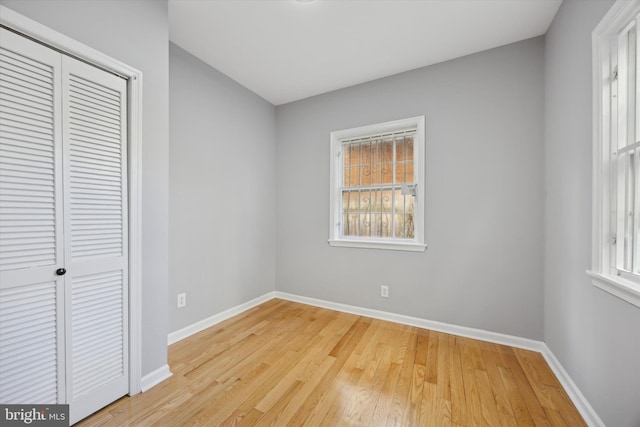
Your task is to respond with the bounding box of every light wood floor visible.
[78,299,585,426]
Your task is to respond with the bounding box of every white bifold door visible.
[0,27,129,424]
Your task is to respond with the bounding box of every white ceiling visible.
[169,0,562,106]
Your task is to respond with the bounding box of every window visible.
[590,0,640,307]
[329,116,426,251]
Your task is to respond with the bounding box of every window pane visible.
[340,189,414,240]
[339,129,418,242]
[393,215,416,239]
[395,162,415,184]
[395,137,408,161]
[379,213,392,237]
[343,213,358,236]
[345,166,360,187]
[342,191,359,212]
[381,139,393,184]
[395,137,415,184]
[381,190,393,212]
[360,213,371,236]
[360,191,371,212]
[343,144,350,169]
[405,139,414,161]
[619,150,637,271]
[361,165,374,186]
[628,27,637,147]
[393,190,415,238]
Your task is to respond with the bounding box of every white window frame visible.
[589,0,640,308]
[329,116,426,252]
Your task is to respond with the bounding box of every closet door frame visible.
[0,5,143,395]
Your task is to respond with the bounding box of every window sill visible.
[328,239,427,252]
[586,270,640,308]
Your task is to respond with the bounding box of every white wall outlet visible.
[177,293,186,308]
[381,285,389,298]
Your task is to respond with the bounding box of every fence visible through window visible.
[340,130,416,240]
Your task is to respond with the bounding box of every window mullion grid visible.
[334,122,421,245]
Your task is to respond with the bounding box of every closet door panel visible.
[61,56,128,424]
[70,269,124,398]
[0,28,63,274]
[0,27,65,405]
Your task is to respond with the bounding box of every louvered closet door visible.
[0,28,65,405]
[61,56,128,425]
[0,27,129,424]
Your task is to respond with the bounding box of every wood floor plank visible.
[316,367,364,426]
[357,326,408,426]
[480,342,518,427]
[499,365,536,427]
[385,329,419,426]
[476,368,503,426]
[76,299,586,427]
[417,381,438,427]
[265,356,336,426]
[435,332,452,426]
[287,319,371,426]
[459,339,483,426]
[424,331,439,384]
[234,408,264,427]
[501,348,552,427]
[449,336,469,426]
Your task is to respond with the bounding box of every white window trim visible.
[0,5,145,392]
[328,116,426,252]
[590,0,640,308]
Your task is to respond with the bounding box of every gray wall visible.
[168,43,276,332]
[276,37,545,340]
[0,0,171,377]
[544,1,640,426]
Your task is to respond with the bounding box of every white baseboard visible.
[165,290,602,426]
[540,345,605,427]
[274,291,544,352]
[167,292,276,345]
[274,291,602,427]
[140,364,172,392]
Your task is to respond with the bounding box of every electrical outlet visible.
[177,293,186,308]
[381,285,389,298]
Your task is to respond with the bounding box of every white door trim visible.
[0,5,143,395]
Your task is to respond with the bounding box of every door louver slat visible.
[0,282,58,404]
[0,45,57,271]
